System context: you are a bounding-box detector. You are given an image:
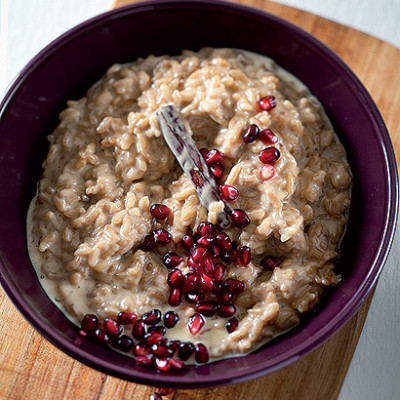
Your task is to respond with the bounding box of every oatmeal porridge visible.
[27,48,352,364]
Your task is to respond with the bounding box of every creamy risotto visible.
[27,48,351,365]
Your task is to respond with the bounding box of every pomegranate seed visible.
[209,244,221,258]
[169,358,185,371]
[259,147,280,164]
[153,228,171,245]
[210,163,224,179]
[181,272,200,293]
[199,147,209,158]
[215,232,233,252]
[237,246,251,266]
[132,319,147,340]
[197,222,213,236]
[185,292,199,304]
[188,312,205,335]
[163,311,179,328]
[138,234,156,251]
[80,314,98,333]
[243,124,260,143]
[155,357,172,372]
[91,328,110,344]
[151,344,174,358]
[223,278,246,294]
[112,335,134,352]
[219,184,239,201]
[187,256,199,272]
[231,209,251,229]
[226,317,239,333]
[196,301,217,317]
[168,340,181,354]
[260,255,280,270]
[197,234,215,248]
[259,95,277,111]
[205,149,225,166]
[182,234,196,251]
[142,309,162,325]
[190,245,209,263]
[148,325,167,335]
[167,269,184,288]
[198,274,214,292]
[259,164,276,181]
[212,281,224,294]
[168,287,182,306]
[134,343,151,356]
[178,342,195,361]
[117,312,137,325]
[104,318,123,337]
[220,292,234,304]
[163,252,183,268]
[136,354,155,368]
[159,388,175,396]
[214,263,225,282]
[150,204,170,220]
[150,394,162,400]
[217,304,236,318]
[259,128,278,144]
[195,343,209,364]
[144,332,164,347]
[221,249,238,262]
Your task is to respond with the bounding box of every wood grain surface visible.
[1,1,399,399]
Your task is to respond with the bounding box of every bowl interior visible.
[0,0,397,388]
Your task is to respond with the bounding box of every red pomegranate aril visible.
[210,163,224,179]
[221,249,238,262]
[243,124,260,143]
[259,147,280,164]
[226,317,239,333]
[150,394,162,400]
[196,301,217,317]
[148,325,167,335]
[112,335,134,352]
[144,331,164,347]
[91,328,110,345]
[181,273,199,293]
[219,184,239,201]
[132,319,147,340]
[231,209,251,229]
[163,251,183,268]
[163,311,180,328]
[199,147,209,158]
[117,311,137,325]
[197,222,214,236]
[134,343,151,356]
[153,228,172,245]
[155,357,171,372]
[259,128,278,144]
[195,343,209,364]
[220,291,234,304]
[188,312,205,335]
[237,246,251,266]
[150,204,171,220]
[159,387,175,396]
[167,268,184,288]
[217,304,236,318]
[168,340,181,354]
[215,232,233,252]
[205,149,225,166]
[142,309,162,325]
[187,256,199,272]
[138,234,156,251]
[197,234,215,248]
[169,358,185,372]
[185,292,200,304]
[80,314,98,333]
[198,274,214,292]
[178,341,195,361]
[104,318,123,337]
[136,354,155,368]
[182,234,196,251]
[223,278,246,294]
[209,244,221,259]
[168,287,182,306]
[212,281,223,295]
[151,344,174,358]
[259,95,277,111]
[260,255,280,270]
[259,164,276,181]
[214,263,225,282]
[201,256,215,276]
[190,245,209,263]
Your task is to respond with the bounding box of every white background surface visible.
[1,1,399,399]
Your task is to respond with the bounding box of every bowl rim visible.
[0,0,398,388]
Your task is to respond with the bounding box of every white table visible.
[1,1,399,399]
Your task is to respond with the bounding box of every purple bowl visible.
[0,0,397,388]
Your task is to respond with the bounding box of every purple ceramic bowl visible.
[0,0,397,389]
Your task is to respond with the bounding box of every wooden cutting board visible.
[1,1,399,399]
